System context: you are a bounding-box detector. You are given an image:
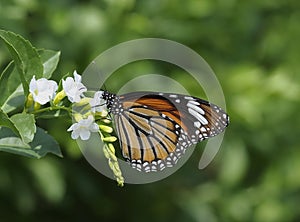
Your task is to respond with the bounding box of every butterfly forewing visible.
[102,91,229,172]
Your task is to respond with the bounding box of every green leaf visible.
[0,127,38,158]
[0,61,15,105]
[0,30,43,96]
[10,113,36,143]
[29,127,63,158]
[1,84,24,114]
[0,137,36,157]
[0,62,25,113]
[39,49,61,79]
[0,109,21,138]
[0,61,25,106]
[0,127,62,158]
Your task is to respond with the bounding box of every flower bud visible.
[100,109,108,117]
[25,93,34,108]
[108,143,115,154]
[103,147,110,159]
[73,113,83,122]
[99,125,113,134]
[117,178,124,187]
[102,136,117,142]
[75,97,91,106]
[102,119,111,124]
[34,102,41,110]
[53,90,66,105]
[109,153,118,162]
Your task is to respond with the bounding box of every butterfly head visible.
[101,90,121,114]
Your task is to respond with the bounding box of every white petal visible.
[47,80,58,93]
[63,75,86,103]
[35,92,51,105]
[68,116,98,140]
[29,77,58,104]
[94,91,103,98]
[89,123,99,132]
[29,76,37,93]
[62,79,67,90]
[67,123,76,131]
[90,91,106,113]
[63,77,74,91]
[80,130,91,140]
[77,82,87,92]
[71,130,79,139]
[73,70,82,83]
[86,115,94,122]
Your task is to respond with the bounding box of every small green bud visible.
[53,90,66,105]
[99,125,113,134]
[108,160,114,169]
[75,97,91,106]
[102,119,111,124]
[113,162,121,172]
[102,136,117,142]
[109,153,118,162]
[33,102,41,110]
[103,147,110,159]
[25,93,34,108]
[73,113,83,122]
[117,178,124,187]
[108,143,115,154]
[100,110,108,117]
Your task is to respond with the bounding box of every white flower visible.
[62,70,87,103]
[89,91,107,113]
[29,76,58,105]
[67,115,99,140]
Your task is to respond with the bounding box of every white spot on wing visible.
[200,127,206,132]
[188,100,200,105]
[187,102,205,115]
[194,121,201,128]
[169,94,178,98]
[188,108,208,125]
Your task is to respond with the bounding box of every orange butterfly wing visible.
[105,91,229,172]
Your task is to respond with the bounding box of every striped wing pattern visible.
[102,91,229,172]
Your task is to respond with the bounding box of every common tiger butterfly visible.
[101,91,229,172]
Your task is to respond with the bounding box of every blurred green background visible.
[1,0,300,221]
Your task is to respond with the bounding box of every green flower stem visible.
[29,106,71,115]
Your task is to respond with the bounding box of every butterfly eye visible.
[103,91,229,172]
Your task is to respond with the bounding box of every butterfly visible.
[101,91,229,172]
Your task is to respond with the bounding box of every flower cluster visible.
[27,71,105,141]
[27,71,124,186]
